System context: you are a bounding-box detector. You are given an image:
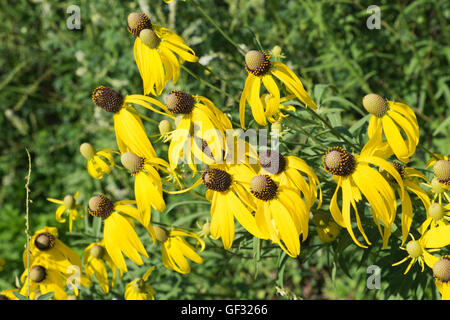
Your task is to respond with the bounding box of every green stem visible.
[125,106,160,125]
[24,148,32,299]
[189,0,244,55]
[417,143,439,159]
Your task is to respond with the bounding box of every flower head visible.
[46,192,85,231]
[363,93,419,164]
[240,50,316,128]
[128,12,198,96]
[80,143,115,179]
[124,266,155,300]
[433,255,450,300]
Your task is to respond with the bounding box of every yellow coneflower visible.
[322,140,404,248]
[201,165,265,249]
[419,202,450,234]
[88,195,149,273]
[19,257,70,300]
[312,212,341,243]
[423,156,450,203]
[91,85,173,160]
[127,12,198,96]
[79,142,115,179]
[392,225,450,274]
[153,226,205,274]
[379,160,431,245]
[433,255,450,300]
[0,289,19,300]
[83,240,120,294]
[240,50,316,128]
[46,192,85,231]
[258,149,322,209]
[363,93,419,164]
[121,152,167,229]
[124,266,155,300]
[24,226,83,269]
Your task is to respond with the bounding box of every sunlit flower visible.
[363,93,419,163]
[258,149,322,209]
[378,160,431,245]
[19,257,70,300]
[128,12,198,96]
[201,165,265,249]
[46,192,85,231]
[153,226,205,274]
[312,212,341,243]
[323,139,404,248]
[83,240,120,294]
[433,255,450,300]
[92,85,173,161]
[392,225,450,274]
[0,289,19,300]
[240,50,316,128]
[419,202,450,234]
[88,195,149,273]
[121,152,168,228]
[24,226,83,270]
[124,266,155,300]
[79,142,115,179]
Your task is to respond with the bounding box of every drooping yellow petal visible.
[381,115,409,162]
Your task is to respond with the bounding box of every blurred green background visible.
[0,0,448,299]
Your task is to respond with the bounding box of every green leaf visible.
[12,291,29,300]
[37,292,55,300]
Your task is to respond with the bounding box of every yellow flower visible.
[159,90,232,172]
[258,149,322,209]
[124,266,155,300]
[202,165,265,249]
[378,160,431,245]
[323,140,404,248]
[419,202,450,234]
[46,192,85,232]
[363,93,419,163]
[127,12,198,96]
[91,86,173,159]
[433,255,450,300]
[79,143,115,179]
[312,212,341,243]
[240,50,316,128]
[392,225,450,274]
[153,226,205,274]
[19,257,70,300]
[88,195,149,273]
[24,226,83,269]
[121,152,168,229]
[0,289,19,300]
[83,240,120,294]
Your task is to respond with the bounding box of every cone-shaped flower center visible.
[250,175,278,201]
[88,195,114,219]
[323,147,356,177]
[92,86,124,113]
[80,143,96,160]
[245,50,271,76]
[63,195,75,210]
[153,226,168,243]
[34,232,55,251]
[362,93,388,117]
[259,149,286,175]
[391,161,405,179]
[433,256,450,283]
[139,29,160,49]
[431,177,445,194]
[30,265,46,283]
[434,160,450,185]
[121,152,145,175]
[428,203,444,221]
[132,278,146,292]
[406,240,423,258]
[165,90,195,114]
[127,12,152,37]
[90,244,106,259]
[202,168,232,192]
